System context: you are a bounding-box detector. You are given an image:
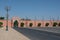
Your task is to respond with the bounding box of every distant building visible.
[0,17,60,28]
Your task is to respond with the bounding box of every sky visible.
[0,0,60,20]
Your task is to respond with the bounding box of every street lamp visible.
[5,6,10,31]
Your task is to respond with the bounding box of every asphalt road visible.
[27,27,60,34]
[13,27,60,40]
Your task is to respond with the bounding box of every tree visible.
[0,22,3,27]
[45,23,49,27]
[53,22,57,27]
[0,17,5,20]
[29,23,33,27]
[20,22,24,27]
[38,23,41,27]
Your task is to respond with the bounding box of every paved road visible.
[27,27,60,33]
[0,27,30,40]
[13,27,60,40]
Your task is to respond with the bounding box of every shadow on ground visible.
[13,27,60,40]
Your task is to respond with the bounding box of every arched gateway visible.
[12,17,20,27]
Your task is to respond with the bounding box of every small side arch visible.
[29,23,33,27]
[20,22,24,27]
[37,23,41,27]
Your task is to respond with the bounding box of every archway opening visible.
[29,23,33,27]
[45,23,49,27]
[38,23,41,27]
[20,22,24,27]
[14,20,18,27]
[53,22,57,27]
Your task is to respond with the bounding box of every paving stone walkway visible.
[0,27,30,40]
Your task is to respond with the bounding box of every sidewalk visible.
[0,27,30,40]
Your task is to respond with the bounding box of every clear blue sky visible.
[0,0,60,20]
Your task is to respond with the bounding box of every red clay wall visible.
[0,20,11,27]
[0,17,60,28]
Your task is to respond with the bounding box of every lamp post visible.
[5,6,10,31]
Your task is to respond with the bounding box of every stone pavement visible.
[0,27,30,40]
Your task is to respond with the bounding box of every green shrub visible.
[0,22,3,28]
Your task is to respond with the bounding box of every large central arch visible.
[12,17,20,27]
[14,20,18,27]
